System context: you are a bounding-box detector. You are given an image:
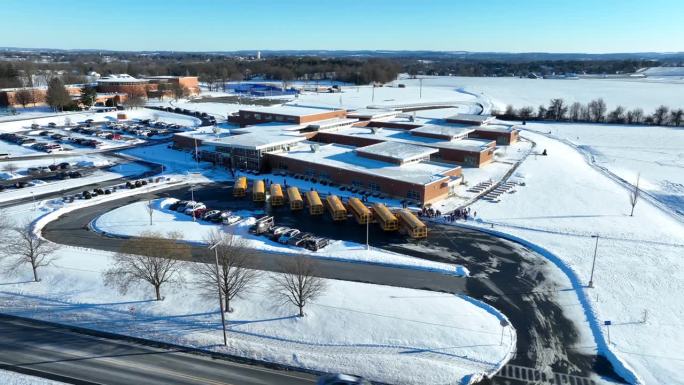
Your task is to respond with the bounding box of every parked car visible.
[177,201,196,212]
[67,171,82,178]
[278,229,300,244]
[288,232,314,246]
[223,215,241,225]
[134,180,143,188]
[168,199,185,211]
[317,374,371,385]
[184,203,206,215]
[304,237,330,251]
[188,207,207,217]
[82,191,92,199]
[201,210,221,221]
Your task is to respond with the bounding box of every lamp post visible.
[419,78,423,99]
[588,234,599,288]
[209,241,228,346]
[365,217,369,250]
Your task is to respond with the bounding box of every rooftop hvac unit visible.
[310,143,320,152]
[370,127,382,134]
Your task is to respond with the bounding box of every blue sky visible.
[1,0,682,53]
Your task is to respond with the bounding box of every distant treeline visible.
[1,50,676,91]
[495,99,684,126]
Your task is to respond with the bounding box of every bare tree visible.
[3,222,60,282]
[192,229,259,312]
[627,108,644,125]
[518,106,534,121]
[669,108,683,127]
[568,102,582,121]
[270,257,326,317]
[607,106,626,124]
[14,89,33,108]
[629,173,641,217]
[652,105,669,126]
[103,231,189,300]
[548,98,568,121]
[588,98,607,123]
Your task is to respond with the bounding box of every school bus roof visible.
[372,203,395,222]
[325,195,345,212]
[306,190,322,206]
[235,176,247,189]
[253,180,265,193]
[348,197,371,215]
[397,209,426,229]
[287,186,302,201]
[270,183,283,196]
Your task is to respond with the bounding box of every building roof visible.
[472,124,519,134]
[203,131,305,150]
[409,124,474,139]
[326,126,494,153]
[446,114,495,124]
[347,108,400,120]
[239,104,345,117]
[273,142,458,186]
[355,141,438,163]
[97,74,148,84]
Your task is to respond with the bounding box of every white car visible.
[184,203,205,215]
[223,215,241,225]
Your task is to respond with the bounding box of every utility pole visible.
[209,241,228,346]
[499,319,508,345]
[371,85,375,103]
[366,218,369,250]
[588,234,599,288]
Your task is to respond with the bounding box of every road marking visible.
[495,364,596,384]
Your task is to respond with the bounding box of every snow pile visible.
[466,129,684,384]
[0,370,64,385]
[92,198,465,276]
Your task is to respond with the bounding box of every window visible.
[352,180,364,188]
[254,113,261,120]
[369,182,381,192]
[407,190,420,200]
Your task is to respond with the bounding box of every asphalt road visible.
[0,316,316,385]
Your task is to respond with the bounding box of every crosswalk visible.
[495,364,596,385]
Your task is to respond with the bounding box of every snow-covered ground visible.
[522,122,684,216]
[395,75,684,113]
[0,369,64,385]
[92,198,465,275]
[0,195,514,385]
[0,154,115,180]
[461,129,684,384]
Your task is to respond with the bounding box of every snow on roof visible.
[306,117,358,130]
[275,142,458,185]
[347,108,400,119]
[446,114,495,123]
[327,126,494,153]
[240,104,345,117]
[356,141,438,163]
[410,124,474,139]
[97,74,148,83]
[203,131,305,150]
[473,124,519,133]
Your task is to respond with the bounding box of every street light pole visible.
[210,241,228,346]
[419,78,423,99]
[365,218,369,250]
[588,234,599,288]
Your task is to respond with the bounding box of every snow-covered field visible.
[92,198,465,275]
[463,129,684,384]
[395,75,684,113]
[0,195,514,385]
[0,369,64,385]
[523,122,684,216]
